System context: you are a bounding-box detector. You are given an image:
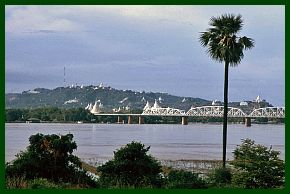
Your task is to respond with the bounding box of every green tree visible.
[199,14,254,167]
[97,141,163,188]
[231,139,284,188]
[5,109,22,121]
[6,133,97,187]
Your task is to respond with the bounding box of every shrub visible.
[28,178,61,189]
[5,175,28,189]
[165,169,207,189]
[231,138,285,188]
[6,133,97,188]
[207,167,232,187]
[97,141,163,188]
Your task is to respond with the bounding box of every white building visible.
[153,99,161,109]
[255,95,262,103]
[181,98,187,103]
[141,97,146,102]
[240,101,248,106]
[90,101,103,114]
[211,99,221,106]
[143,101,151,110]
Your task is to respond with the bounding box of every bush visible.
[166,169,207,189]
[231,138,285,188]
[6,133,97,188]
[97,141,163,188]
[5,175,28,189]
[207,167,232,187]
[28,178,61,189]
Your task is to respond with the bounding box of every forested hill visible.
[5,85,212,111]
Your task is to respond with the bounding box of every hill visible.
[5,85,272,113]
[5,85,211,111]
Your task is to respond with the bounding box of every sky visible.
[5,5,285,106]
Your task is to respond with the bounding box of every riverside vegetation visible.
[5,133,285,189]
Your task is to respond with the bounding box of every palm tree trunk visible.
[222,60,229,167]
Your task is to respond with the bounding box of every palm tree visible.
[199,14,254,167]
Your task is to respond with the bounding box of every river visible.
[5,123,284,164]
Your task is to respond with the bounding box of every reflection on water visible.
[5,123,284,162]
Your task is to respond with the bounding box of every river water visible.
[5,123,284,163]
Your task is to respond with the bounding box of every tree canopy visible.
[231,138,285,188]
[97,141,163,188]
[199,14,254,66]
[6,133,97,187]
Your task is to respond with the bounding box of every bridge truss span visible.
[142,107,185,116]
[249,107,285,118]
[186,106,247,118]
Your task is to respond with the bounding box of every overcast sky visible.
[5,5,285,106]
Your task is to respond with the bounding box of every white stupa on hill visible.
[152,99,161,109]
[90,101,101,114]
[143,101,151,110]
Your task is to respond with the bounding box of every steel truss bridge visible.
[142,106,285,118]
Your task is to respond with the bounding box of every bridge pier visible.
[117,116,123,124]
[128,115,133,124]
[181,116,188,125]
[245,117,251,127]
[138,116,144,124]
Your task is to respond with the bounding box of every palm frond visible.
[199,13,254,66]
[239,37,255,50]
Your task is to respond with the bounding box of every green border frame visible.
[1,0,288,194]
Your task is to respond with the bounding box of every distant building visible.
[181,98,187,103]
[143,101,151,110]
[64,97,79,105]
[153,99,161,109]
[90,101,103,114]
[113,107,122,112]
[141,97,146,102]
[254,95,263,103]
[27,90,40,94]
[26,118,41,123]
[240,101,248,106]
[119,97,128,103]
[212,99,222,106]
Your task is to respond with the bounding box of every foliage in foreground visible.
[231,138,285,188]
[6,133,97,188]
[165,169,207,189]
[207,167,232,188]
[97,141,163,188]
[5,177,61,189]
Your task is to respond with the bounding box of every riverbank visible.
[82,158,223,176]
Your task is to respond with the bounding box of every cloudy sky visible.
[5,5,285,106]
